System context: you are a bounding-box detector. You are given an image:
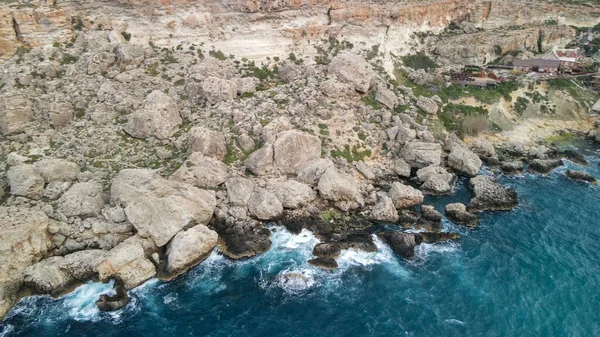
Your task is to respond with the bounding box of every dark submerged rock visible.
[500,161,524,174]
[445,203,479,228]
[561,149,588,166]
[566,170,597,183]
[96,280,130,312]
[378,231,418,259]
[308,257,338,270]
[211,217,271,260]
[468,175,518,212]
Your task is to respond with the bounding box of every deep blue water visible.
[2,147,600,337]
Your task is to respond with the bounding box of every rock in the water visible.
[370,196,399,223]
[318,167,363,207]
[23,250,108,295]
[125,90,182,140]
[187,126,227,160]
[33,159,80,183]
[448,146,482,177]
[470,139,495,158]
[248,188,284,220]
[468,175,518,212]
[377,231,418,259]
[527,159,563,174]
[308,257,338,270]
[94,237,157,289]
[225,177,255,207]
[212,217,271,260]
[272,130,321,174]
[171,152,228,188]
[163,225,218,280]
[201,76,237,105]
[445,203,479,228]
[420,205,442,223]
[312,243,342,259]
[57,181,105,218]
[328,51,374,93]
[296,158,334,185]
[500,161,524,174]
[400,142,442,168]
[7,164,44,199]
[566,170,597,183]
[416,232,460,243]
[96,281,131,312]
[416,96,438,115]
[561,149,588,166]
[269,180,316,209]
[111,169,216,247]
[389,182,424,209]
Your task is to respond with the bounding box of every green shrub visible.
[121,31,132,41]
[401,52,438,71]
[61,53,78,65]
[513,97,530,116]
[174,78,185,86]
[209,49,227,61]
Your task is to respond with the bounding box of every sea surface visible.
[2,143,600,337]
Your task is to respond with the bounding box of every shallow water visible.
[2,148,600,337]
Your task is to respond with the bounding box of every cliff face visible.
[1,0,599,61]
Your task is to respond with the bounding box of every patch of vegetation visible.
[544,132,575,145]
[320,209,342,222]
[438,103,489,136]
[361,92,382,110]
[513,96,530,116]
[209,49,228,61]
[60,53,78,65]
[546,78,599,107]
[260,119,270,127]
[401,52,438,71]
[440,81,520,104]
[288,52,303,65]
[145,62,160,77]
[173,78,185,86]
[121,31,132,41]
[366,44,379,60]
[318,123,329,136]
[15,46,30,65]
[330,144,372,163]
[241,61,278,80]
[73,18,84,31]
[358,132,368,141]
[222,144,238,165]
[75,108,85,119]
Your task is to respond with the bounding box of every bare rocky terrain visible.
[1,0,600,319]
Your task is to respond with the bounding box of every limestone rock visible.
[111,169,216,247]
[94,237,156,289]
[225,177,255,207]
[48,101,74,128]
[7,164,44,199]
[57,181,105,218]
[272,130,321,174]
[566,170,597,183]
[416,96,438,115]
[248,188,284,220]
[171,152,228,188]
[377,231,418,259]
[296,158,334,185]
[318,167,362,204]
[370,196,399,223]
[395,126,417,145]
[115,44,149,70]
[500,161,524,174]
[375,84,398,109]
[389,182,424,209]
[268,180,316,209]
[163,225,218,279]
[33,158,80,183]
[202,76,237,104]
[400,142,442,168]
[328,51,374,93]
[416,165,455,195]
[355,161,376,180]
[244,136,275,175]
[125,90,182,140]
[319,79,355,98]
[445,203,479,228]
[469,175,518,212]
[188,126,227,160]
[0,95,32,135]
[43,181,72,200]
[528,159,563,174]
[448,146,482,177]
[470,139,495,158]
[394,158,412,178]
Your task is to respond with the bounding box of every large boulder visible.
[468,175,518,212]
[7,164,44,199]
[400,142,442,168]
[272,130,321,174]
[94,237,156,289]
[248,188,284,220]
[370,196,399,223]
[202,76,238,105]
[296,158,334,185]
[188,126,227,160]
[170,152,228,188]
[111,169,216,247]
[445,203,479,228]
[375,84,398,109]
[389,182,424,209]
[48,101,74,128]
[244,136,275,175]
[163,225,218,280]
[527,159,563,175]
[225,177,255,207]
[33,159,80,183]
[328,51,374,93]
[0,95,33,135]
[0,207,52,319]
[470,139,495,158]
[23,250,108,295]
[115,44,149,70]
[57,181,105,218]
[416,165,455,195]
[268,180,316,209]
[125,90,182,140]
[448,146,482,177]
[565,170,597,183]
[318,167,363,205]
[377,232,418,259]
[416,96,438,115]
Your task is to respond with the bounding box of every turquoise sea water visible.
[2,146,600,337]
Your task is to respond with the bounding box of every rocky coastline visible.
[2,1,600,319]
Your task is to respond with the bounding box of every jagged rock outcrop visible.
[202,76,238,104]
[528,159,563,175]
[370,196,399,223]
[328,52,374,93]
[33,159,80,183]
[445,203,479,228]
[124,90,182,140]
[448,146,482,177]
[57,181,105,218]
[248,187,283,220]
[318,167,363,209]
[171,152,229,188]
[389,182,424,209]
[111,169,217,247]
[566,170,597,183]
[163,225,218,280]
[225,177,255,207]
[268,180,316,209]
[7,164,45,200]
[416,165,455,195]
[187,126,227,159]
[401,142,442,168]
[468,175,518,212]
[296,159,334,185]
[0,95,33,135]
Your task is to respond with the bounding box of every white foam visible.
[444,318,465,326]
[337,236,396,269]
[0,324,14,337]
[275,268,318,294]
[415,241,460,260]
[61,280,115,322]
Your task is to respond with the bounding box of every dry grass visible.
[461,115,490,136]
